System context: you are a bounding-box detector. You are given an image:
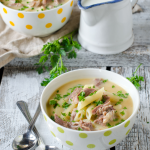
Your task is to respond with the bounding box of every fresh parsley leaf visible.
[61,112,66,116]
[106,123,113,128]
[93,100,103,106]
[54,94,62,100]
[120,111,125,116]
[119,99,123,102]
[63,93,70,98]
[78,127,83,131]
[68,112,71,116]
[75,110,79,113]
[78,91,85,101]
[115,102,121,105]
[126,64,144,90]
[93,86,95,88]
[113,91,128,98]
[50,116,55,121]
[112,85,115,88]
[89,91,97,96]
[49,100,60,109]
[62,102,71,109]
[113,118,118,121]
[35,30,81,86]
[123,107,127,109]
[103,79,108,83]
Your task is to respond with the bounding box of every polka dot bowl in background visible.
[0,0,74,37]
[40,69,140,150]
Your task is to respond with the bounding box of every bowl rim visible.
[0,0,72,14]
[40,68,140,133]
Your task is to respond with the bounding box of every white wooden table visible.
[0,0,150,150]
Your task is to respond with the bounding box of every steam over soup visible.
[0,0,69,12]
[46,78,133,131]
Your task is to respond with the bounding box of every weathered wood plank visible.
[0,67,106,150]
[111,66,150,150]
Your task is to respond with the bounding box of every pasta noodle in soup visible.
[46,78,133,131]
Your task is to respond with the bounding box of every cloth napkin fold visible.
[0,1,142,68]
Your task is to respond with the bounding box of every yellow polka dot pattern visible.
[57,8,63,14]
[51,131,56,137]
[57,127,64,133]
[61,17,66,23]
[3,8,7,14]
[124,120,130,128]
[109,139,116,145]
[9,21,15,26]
[87,144,95,149]
[18,13,24,18]
[43,115,47,121]
[79,133,87,138]
[104,130,112,136]
[70,1,73,7]
[38,13,45,19]
[26,25,32,30]
[66,141,73,146]
[126,129,131,135]
[45,23,52,28]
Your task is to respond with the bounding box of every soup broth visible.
[46,78,133,131]
[0,0,69,12]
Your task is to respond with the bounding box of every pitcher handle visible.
[130,0,138,7]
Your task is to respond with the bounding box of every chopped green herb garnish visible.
[115,111,117,113]
[31,7,34,10]
[49,100,60,108]
[62,102,71,109]
[88,87,91,88]
[113,91,128,98]
[41,9,43,11]
[115,102,121,105]
[78,127,83,131]
[83,109,85,112]
[15,0,22,3]
[147,122,149,124]
[119,99,123,102]
[75,110,79,113]
[123,107,127,109]
[72,120,75,122]
[106,123,113,128]
[20,6,28,11]
[27,1,29,3]
[69,84,83,93]
[112,85,115,88]
[93,100,103,106]
[53,111,55,114]
[113,118,118,121]
[89,91,97,96]
[126,64,144,90]
[120,111,125,116]
[50,116,55,121]
[68,112,71,116]
[54,94,62,100]
[103,79,108,83]
[82,115,84,118]
[63,93,70,98]
[78,91,85,101]
[61,112,66,116]
[46,6,50,10]
[121,119,125,122]
[57,90,59,93]
[93,86,95,88]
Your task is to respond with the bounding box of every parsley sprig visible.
[35,30,81,86]
[126,64,144,90]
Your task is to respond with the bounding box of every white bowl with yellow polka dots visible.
[0,0,74,37]
[40,68,140,150]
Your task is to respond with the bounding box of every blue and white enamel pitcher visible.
[78,0,137,54]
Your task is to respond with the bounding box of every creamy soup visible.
[0,0,69,12]
[82,0,111,6]
[46,78,133,131]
